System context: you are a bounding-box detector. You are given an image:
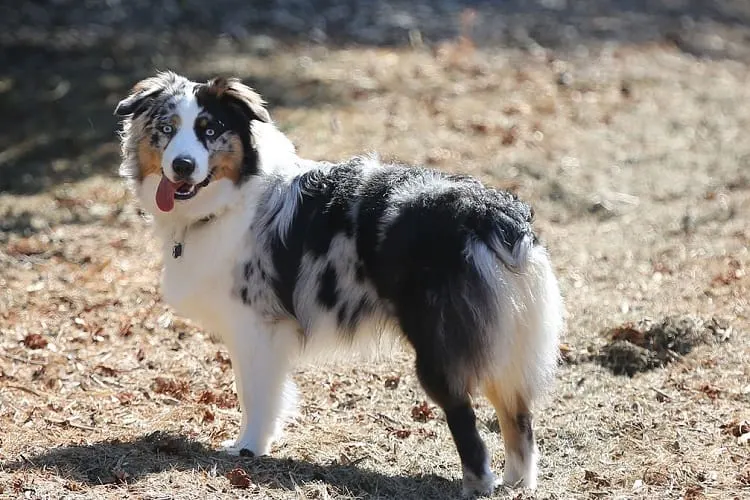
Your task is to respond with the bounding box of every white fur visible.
[477,243,562,489]
[161,85,211,184]
[142,123,301,455]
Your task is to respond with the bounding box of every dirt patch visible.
[597,316,733,376]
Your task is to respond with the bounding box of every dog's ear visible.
[114,73,173,117]
[205,77,271,124]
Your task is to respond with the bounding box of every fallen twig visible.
[44,417,96,431]
[6,384,43,398]
[1,352,46,366]
[651,387,672,401]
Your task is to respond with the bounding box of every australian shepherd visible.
[115,71,563,496]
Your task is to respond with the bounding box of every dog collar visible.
[172,214,216,259]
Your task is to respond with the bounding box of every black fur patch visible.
[354,263,365,283]
[317,263,339,309]
[336,303,348,326]
[268,160,367,316]
[194,85,259,182]
[348,297,369,328]
[244,262,254,280]
[355,167,423,275]
[517,413,534,446]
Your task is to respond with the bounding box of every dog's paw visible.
[461,470,500,497]
[502,454,538,490]
[221,439,258,457]
[500,473,537,491]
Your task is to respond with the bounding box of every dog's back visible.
[248,156,563,492]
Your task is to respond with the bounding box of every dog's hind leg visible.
[414,354,498,497]
[483,381,537,489]
[479,244,562,489]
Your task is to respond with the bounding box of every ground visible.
[1,3,750,499]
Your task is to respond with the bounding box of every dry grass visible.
[2,37,750,499]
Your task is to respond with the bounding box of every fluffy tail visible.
[481,242,564,405]
[484,230,534,273]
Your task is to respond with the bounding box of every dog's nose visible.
[172,156,195,179]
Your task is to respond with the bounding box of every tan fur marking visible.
[210,77,230,97]
[209,135,243,183]
[484,381,529,461]
[170,115,181,128]
[132,78,155,93]
[137,136,162,179]
[129,74,168,97]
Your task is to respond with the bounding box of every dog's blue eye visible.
[161,124,173,134]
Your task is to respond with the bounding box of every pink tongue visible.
[156,175,177,212]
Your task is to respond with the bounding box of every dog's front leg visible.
[220,318,299,456]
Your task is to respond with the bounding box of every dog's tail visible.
[465,203,563,402]
[484,230,534,273]
[480,202,536,273]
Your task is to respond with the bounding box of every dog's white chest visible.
[163,260,230,330]
[158,214,248,335]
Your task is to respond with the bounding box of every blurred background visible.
[3,0,750,194]
[2,2,750,498]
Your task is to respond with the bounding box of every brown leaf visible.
[610,323,646,346]
[393,429,411,439]
[22,333,48,349]
[720,419,750,437]
[411,401,435,422]
[116,392,134,405]
[226,468,252,489]
[584,470,611,487]
[64,480,84,491]
[699,384,721,400]
[197,389,237,409]
[118,317,133,337]
[416,428,437,438]
[643,468,669,486]
[197,390,215,405]
[470,121,492,134]
[214,350,232,367]
[684,485,704,499]
[8,237,48,256]
[384,375,400,389]
[153,377,189,399]
[94,365,118,377]
[202,409,215,423]
[501,125,520,146]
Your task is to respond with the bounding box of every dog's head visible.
[115,71,283,219]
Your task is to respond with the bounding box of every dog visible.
[115,71,563,496]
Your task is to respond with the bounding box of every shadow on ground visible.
[0,35,342,195]
[1,431,459,498]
